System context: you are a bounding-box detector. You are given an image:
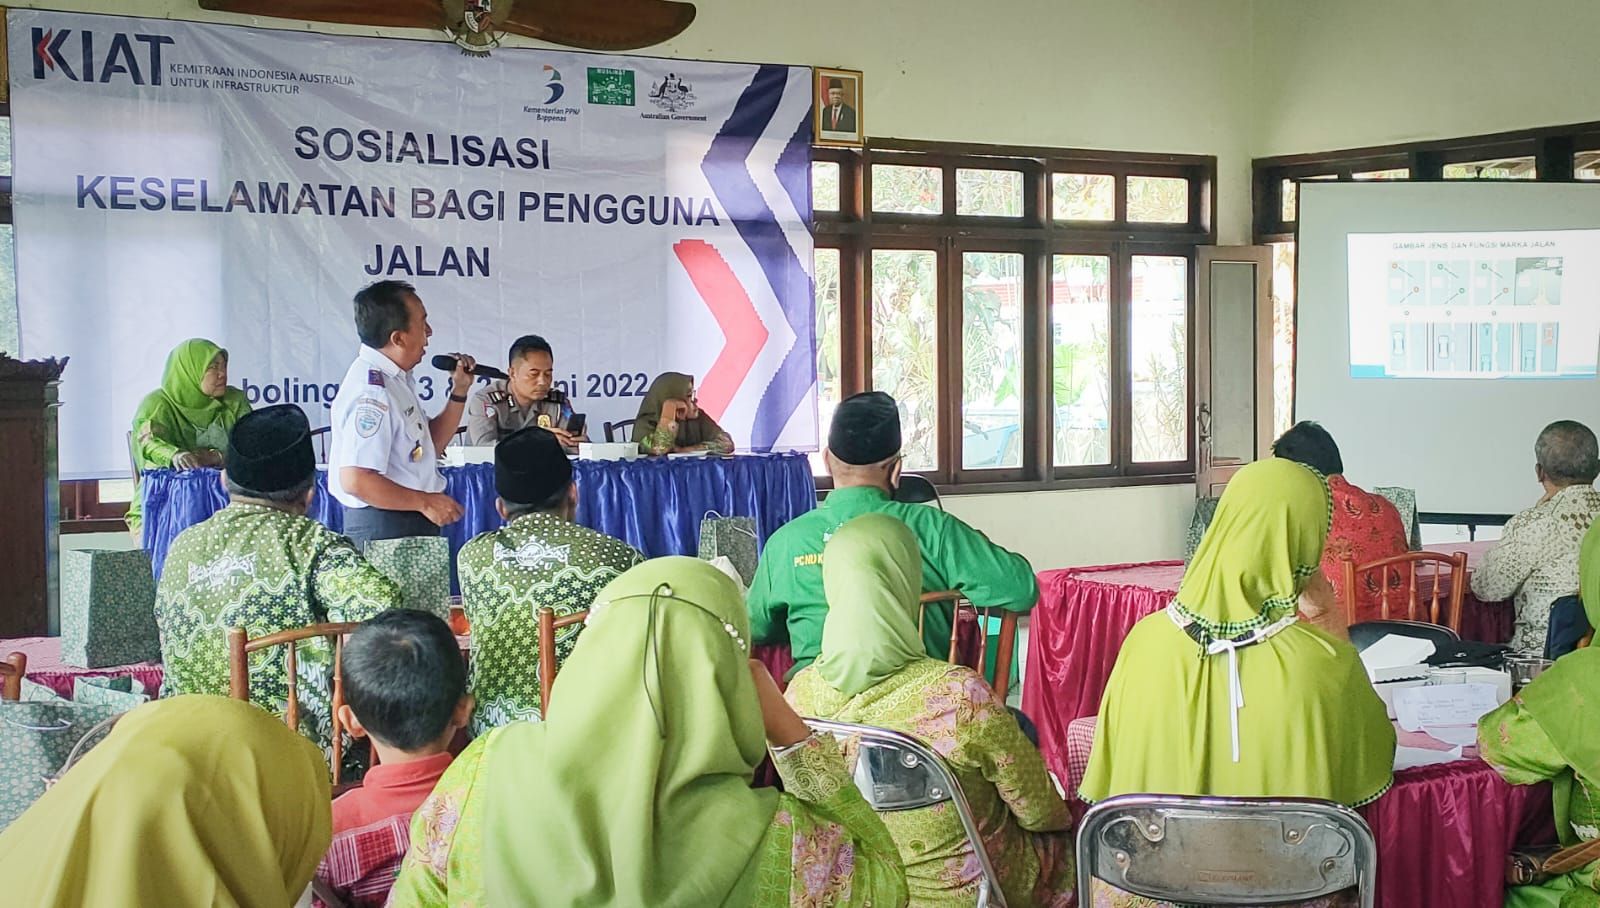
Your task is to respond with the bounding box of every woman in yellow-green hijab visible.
[1478,519,1600,907]
[1081,457,1395,808]
[0,695,331,907]
[126,338,252,533]
[787,514,1076,907]
[389,557,907,907]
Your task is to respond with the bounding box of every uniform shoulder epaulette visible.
[367,369,385,388]
[487,390,508,405]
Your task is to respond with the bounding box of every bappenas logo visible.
[32,27,175,85]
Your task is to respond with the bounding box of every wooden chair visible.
[227,622,360,779]
[918,591,1019,701]
[1341,551,1468,633]
[537,606,590,714]
[0,652,26,701]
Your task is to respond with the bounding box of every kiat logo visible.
[542,64,564,105]
[32,27,174,85]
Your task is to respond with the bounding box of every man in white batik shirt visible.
[1473,420,1600,653]
[456,426,642,735]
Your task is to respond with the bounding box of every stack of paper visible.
[1359,634,1435,683]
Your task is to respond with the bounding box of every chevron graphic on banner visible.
[701,64,816,452]
[674,238,769,420]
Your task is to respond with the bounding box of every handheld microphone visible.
[431,354,509,381]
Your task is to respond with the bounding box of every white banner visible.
[9,10,817,478]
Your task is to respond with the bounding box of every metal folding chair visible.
[804,717,1009,908]
[1077,793,1377,907]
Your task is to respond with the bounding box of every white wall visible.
[1252,0,1600,157]
[946,484,1194,570]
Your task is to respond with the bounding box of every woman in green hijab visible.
[1478,518,1600,907]
[787,514,1075,907]
[632,371,735,455]
[1082,458,1395,809]
[126,338,252,533]
[388,557,907,907]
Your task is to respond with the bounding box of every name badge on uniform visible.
[538,413,553,429]
[410,442,424,462]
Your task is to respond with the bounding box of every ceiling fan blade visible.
[501,0,696,51]
[196,0,445,31]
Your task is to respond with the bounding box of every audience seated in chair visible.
[318,610,473,908]
[155,404,401,756]
[1479,520,1600,907]
[1272,420,1409,623]
[0,696,330,908]
[749,390,1037,679]
[457,426,642,735]
[786,514,1074,907]
[1473,419,1600,653]
[388,558,909,907]
[1082,460,1395,813]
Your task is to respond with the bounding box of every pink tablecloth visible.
[1022,547,1513,784]
[1060,716,1555,908]
[1,636,164,699]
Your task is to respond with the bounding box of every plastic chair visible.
[1347,619,1461,653]
[1341,551,1467,632]
[226,622,361,779]
[804,717,1009,908]
[894,474,943,509]
[0,652,26,701]
[537,606,590,714]
[603,419,637,443]
[1077,794,1377,908]
[918,591,1019,701]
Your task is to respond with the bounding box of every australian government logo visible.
[587,67,635,106]
[523,64,578,122]
[642,73,705,122]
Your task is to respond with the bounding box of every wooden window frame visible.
[1254,119,1600,243]
[816,138,1215,495]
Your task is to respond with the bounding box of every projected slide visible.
[1348,230,1600,379]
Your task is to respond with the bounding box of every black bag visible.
[1544,595,1591,661]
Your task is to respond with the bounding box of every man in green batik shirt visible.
[155,404,401,757]
[749,391,1038,679]
[458,426,643,735]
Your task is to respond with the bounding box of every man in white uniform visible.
[329,279,475,548]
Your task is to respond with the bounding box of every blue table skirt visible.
[141,453,817,587]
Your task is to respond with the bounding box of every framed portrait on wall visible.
[813,67,863,147]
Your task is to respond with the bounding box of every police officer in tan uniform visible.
[466,335,587,452]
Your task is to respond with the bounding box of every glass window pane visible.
[956,168,1022,217]
[1270,242,1296,438]
[0,225,15,355]
[961,252,1023,470]
[1576,151,1600,180]
[1443,156,1536,179]
[871,249,939,470]
[1131,254,1188,462]
[1126,176,1188,223]
[812,248,842,476]
[812,161,840,212]
[1053,173,1114,221]
[1353,167,1409,180]
[0,118,11,178]
[871,164,942,215]
[1052,254,1111,466]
